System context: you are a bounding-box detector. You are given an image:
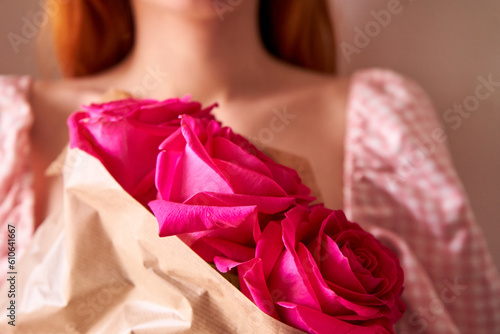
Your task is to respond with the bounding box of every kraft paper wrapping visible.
[0,147,305,334]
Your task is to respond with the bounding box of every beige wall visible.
[0,1,41,75]
[331,0,500,269]
[1,1,499,268]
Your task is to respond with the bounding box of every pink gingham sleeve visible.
[0,75,35,282]
[343,69,500,334]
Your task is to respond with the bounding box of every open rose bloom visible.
[68,97,215,205]
[68,98,405,334]
[215,206,405,333]
[150,115,314,262]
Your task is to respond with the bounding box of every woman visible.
[1,0,498,333]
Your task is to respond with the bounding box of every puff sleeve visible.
[343,69,500,334]
[0,75,35,283]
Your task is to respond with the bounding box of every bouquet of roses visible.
[68,97,406,333]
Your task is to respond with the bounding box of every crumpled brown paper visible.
[0,147,304,334]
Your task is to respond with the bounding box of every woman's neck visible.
[107,0,278,105]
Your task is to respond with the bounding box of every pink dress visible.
[0,69,499,334]
[0,75,34,283]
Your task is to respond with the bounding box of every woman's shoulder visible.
[341,67,447,175]
[0,73,107,117]
[0,74,32,88]
[346,67,435,113]
[0,74,32,89]
[282,66,437,140]
[0,74,32,114]
[0,74,33,147]
[349,67,423,89]
[281,66,431,120]
[31,76,106,112]
[342,67,458,219]
[344,67,442,155]
[29,76,108,144]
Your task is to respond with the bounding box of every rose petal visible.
[185,192,294,215]
[211,137,273,177]
[131,100,214,124]
[238,258,280,319]
[297,244,382,319]
[268,250,321,311]
[314,235,366,294]
[340,245,385,294]
[213,159,288,197]
[149,200,257,236]
[213,256,241,273]
[203,237,255,262]
[157,117,233,201]
[276,302,383,334]
[129,168,157,206]
[256,221,284,279]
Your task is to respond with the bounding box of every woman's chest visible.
[211,95,346,210]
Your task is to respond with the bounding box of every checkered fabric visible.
[0,76,34,284]
[343,69,500,334]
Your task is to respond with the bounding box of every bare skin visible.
[29,0,350,227]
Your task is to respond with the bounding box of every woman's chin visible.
[132,0,229,20]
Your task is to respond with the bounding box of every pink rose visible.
[149,115,313,262]
[215,205,405,334]
[68,97,215,205]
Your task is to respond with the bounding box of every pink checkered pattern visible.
[0,76,34,283]
[343,69,500,334]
